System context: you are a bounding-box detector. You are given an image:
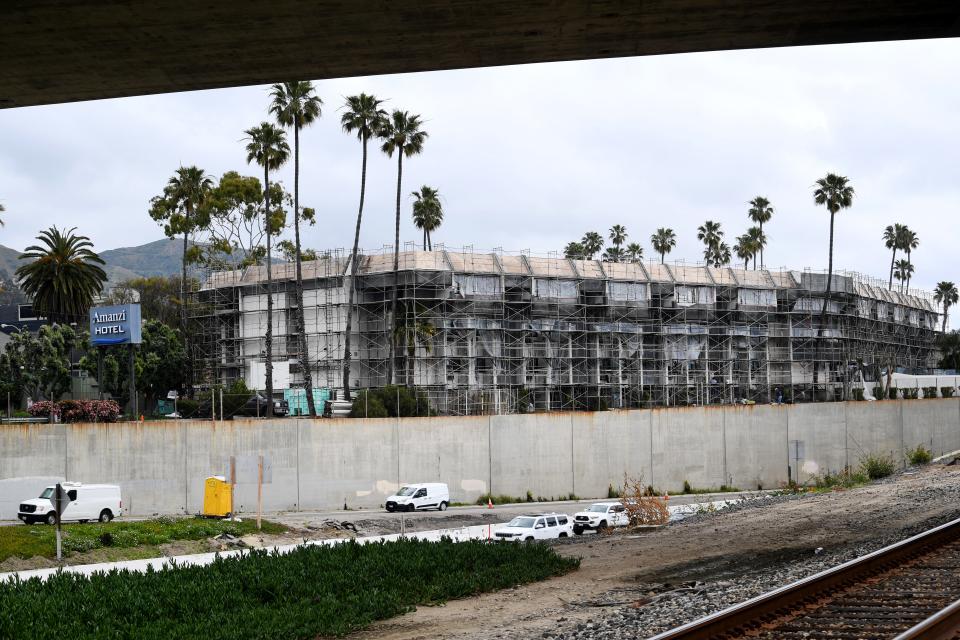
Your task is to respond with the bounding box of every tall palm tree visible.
[625,242,643,263]
[734,234,753,269]
[341,94,388,400]
[0,202,5,227]
[651,228,676,264]
[934,281,959,332]
[411,186,443,250]
[812,173,855,397]
[394,303,437,387]
[697,220,724,264]
[581,232,604,260]
[747,196,773,268]
[244,122,290,417]
[602,247,624,263]
[893,259,913,293]
[269,80,323,417]
[882,223,907,291]
[609,225,627,251]
[16,227,107,323]
[746,226,766,270]
[711,241,731,268]
[380,110,428,386]
[901,228,919,291]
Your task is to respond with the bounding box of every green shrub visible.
[873,386,884,400]
[0,538,578,639]
[922,386,939,399]
[682,480,692,494]
[349,386,433,418]
[941,387,955,398]
[177,398,200,418]
[525,490,534,503]
[607,484,621,499]
[888,387,899,400]
[907,444,933,466]
[902,388,919,400]
[814,469,869,491]
[860,453,896,479]
[475,493,523,506]
[851,388,864,401]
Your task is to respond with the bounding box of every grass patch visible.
[679,482,742,495]
[907,444,933,466]
[474,492,581,506]
[812,469,869,492]
[0,516,286,563]
[860,453,896,480]
[0,537,579,639]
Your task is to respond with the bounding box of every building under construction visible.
[189,247,942,415]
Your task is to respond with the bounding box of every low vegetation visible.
[906,444,933,466]
[621,473,669,525]
[860,453,897,480]
[474,492,580,506]
[0,516,286,563]
[0,538,579,639]
[680,480,742,495]
[813,469,869,492]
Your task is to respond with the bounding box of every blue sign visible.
[89,304,142,346]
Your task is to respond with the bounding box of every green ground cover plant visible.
[907,444,933,466]
[0,537,579,639]
[860,453,896,479]
[0,516,286,563]
[813,469,869,492]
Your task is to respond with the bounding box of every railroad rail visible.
[650,516,960,640]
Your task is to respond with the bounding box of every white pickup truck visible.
[572,502,629,534]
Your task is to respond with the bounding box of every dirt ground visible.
[350,463,960,640]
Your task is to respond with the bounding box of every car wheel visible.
[438,501,448,512]
[559,532,568,538]
[45,512,57,525]
[406,504,415,513]
[598,520,608,532]
[99,509,113,523]
[573,525,583,535]
[525,536,534,541]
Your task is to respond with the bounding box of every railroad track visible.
[650,516,960,640]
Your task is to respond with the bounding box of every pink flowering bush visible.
[28,400,122,423]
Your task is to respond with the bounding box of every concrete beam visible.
[2,1,959,108]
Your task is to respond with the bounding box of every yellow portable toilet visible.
[203,476,232,518]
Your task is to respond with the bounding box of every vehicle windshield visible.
[507,517,536,528]
[39,488,53,499]
[588,504,611,512]
[397,486,417,497]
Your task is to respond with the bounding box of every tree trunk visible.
[264,164,274,418]
[906,249,912,292]
[814,209,837,401]
[293,126,316,418]
[888,247,897,290]
[943,305,949,333]
[180,226,192,397]
[343,135,369,401]
[388,151,403,386]
[759,221,764,269]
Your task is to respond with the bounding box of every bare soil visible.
[350,464,960,640]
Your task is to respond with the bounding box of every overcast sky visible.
[1,38,958,296]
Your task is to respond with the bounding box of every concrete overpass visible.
[2,1,959,108]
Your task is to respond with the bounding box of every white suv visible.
[494,513,573,541]
[572,502,629,534]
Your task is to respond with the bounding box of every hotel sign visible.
[89,304,142,346]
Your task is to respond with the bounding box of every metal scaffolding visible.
[188,245,941,415]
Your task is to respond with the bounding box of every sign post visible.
[49,483,70,561]
[89,304,142,417]
[257,455,263,531]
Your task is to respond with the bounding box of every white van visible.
[385,483,450,512]
[18,483,122,525]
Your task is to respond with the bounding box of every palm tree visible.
[411,186,443,250]
[563,241,585,260]
[651,228,676,264]
[934,281,959,332]
[244,122,290,417]
[394,303,436,387]
[746,226,766,270]
[734,234,753,269]
[269,80,323,417]
[380,110,428,386]
[893,259,913,293]
[581,232,604,260]
[901,228,919,292]
[697,220,724,264]
[711,241,731,268]
[341,94,388,400]
[0,202,5,227]
[602,247,624,263]
[812,173,855,397]
[882,223,907,291]
[625,242,643,263]
[609,225,627,251]
[747,197,773,268]
[16,227,107,323]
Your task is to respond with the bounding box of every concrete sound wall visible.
[1,399,958,519]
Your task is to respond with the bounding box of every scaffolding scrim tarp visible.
[608,281,648,302]
[737,288,777,307]
[675,285,716,307]
[533,278,578,300]
[665,335,705,361]
[452,274,502,297]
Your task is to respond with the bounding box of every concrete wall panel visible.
[490,413,573,499]
[652,407,724,492]
[723,405,788,490]
[845,401,902,470]
[788,403,846,481]
[397,415,490,505]
[572,410,652,499]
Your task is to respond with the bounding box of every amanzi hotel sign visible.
[89,304,142,346]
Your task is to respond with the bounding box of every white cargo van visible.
[385,483,449,512]
[18,483,122,525]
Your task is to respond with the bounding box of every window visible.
[18,304,42,321]
[614,505,625,513]
[534,519,545,529]
[557,516,568,524]
[414,488,427,498]
[546,516,557,527]
[67,490,77,501]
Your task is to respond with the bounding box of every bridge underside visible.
[2,1,959,108]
